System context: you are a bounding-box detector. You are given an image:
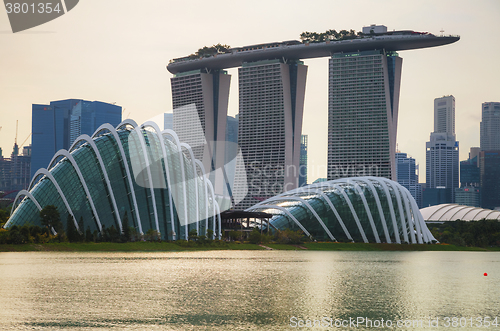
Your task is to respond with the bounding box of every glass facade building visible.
[247,177,434,244]
[395,152,422,207]
[480,102,500,151]
[5,120,221,241]
[480,151,500,210]
[31,99,122,178]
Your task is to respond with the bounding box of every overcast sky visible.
[1,0,499,183]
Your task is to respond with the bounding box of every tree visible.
[122,211,130,242]
[76,216,84,242]
[66,214,77,242]
[108,225,119,242]
[39,205,62,233]
[249,227,261,244]
[145,228,160,242]
[85,226,92,242]
[0,207,9,227]
[188,229,198,241]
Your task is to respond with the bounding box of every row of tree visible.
[3,204,500,247]
[300,29,362,43]
[186,43,231,60]
[428,220,500,247]
[0,205,156,244]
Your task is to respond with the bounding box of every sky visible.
[0,0,499,184]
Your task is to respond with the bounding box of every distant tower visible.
[433,95,455,135]
[31,99,122,177]
[479,102,500,209]
[163,113,173,130]
[299,135,308,187]
[425,95,459,204]
[395,152,422,207]
[480,151,500,209]
[328,49,402,181]
[480,102,500,151]
[235,59,307,209]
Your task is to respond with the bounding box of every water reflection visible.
[0,251,499,330]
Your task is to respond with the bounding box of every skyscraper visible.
[425,95,459,204]
[434,95,455,135]
[170,69,231,201]
[328,50,402,180]
[166,28,459,210]
[455,186,480,207]
[480,151,500,209]
[479,102,500,209]
[299,135,308,187]
[31,99,121,177]
[395,152,422,207]
[480,102,500,151]
[0,143,31,192]
[460,148,480,187]
[163,113,173,130]
[235,59,307,209]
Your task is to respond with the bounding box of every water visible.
[0,251,499,330]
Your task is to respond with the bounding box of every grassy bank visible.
[1,242,500,252]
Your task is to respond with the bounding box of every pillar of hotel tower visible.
[327,50,402,181]
[170,69,231,200]
[235,59,308,210]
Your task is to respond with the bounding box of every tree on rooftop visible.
[300,28,359,43]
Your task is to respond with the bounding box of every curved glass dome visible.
[5,120,221,241]
[247,177,435,244]
[420,204,500,222]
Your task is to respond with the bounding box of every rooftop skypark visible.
[167,28,459,73]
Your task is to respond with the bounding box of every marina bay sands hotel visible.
[166,25,459,209]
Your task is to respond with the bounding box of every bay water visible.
[0,251,499,330]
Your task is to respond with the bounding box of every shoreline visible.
[1,242,499,252]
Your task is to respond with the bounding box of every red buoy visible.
[484,273,488,276]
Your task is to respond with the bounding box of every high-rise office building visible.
[226,115,238,145]
[425,95,459,204]
[455,186,480,207]
[460,147,480,187]
[164,113,173,130]
[434,95,455,135]
[0,143,31,192]
[328,50,402,181]
[235,59,307,209]
[480,102,500,151]
[480,151,500,210]
[395,152,422,207]
[223,115,239,202]
[31,99,121,177]
[299,135,308,187]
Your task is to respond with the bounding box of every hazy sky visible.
[1,0,499,183]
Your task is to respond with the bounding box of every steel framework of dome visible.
[420,204,500,222]
[4,120,222,240]
[247,177,435,244]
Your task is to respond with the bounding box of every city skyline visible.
[1,0,499,184]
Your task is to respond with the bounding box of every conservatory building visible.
[247,177,435,244]
[4,120,221,241]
